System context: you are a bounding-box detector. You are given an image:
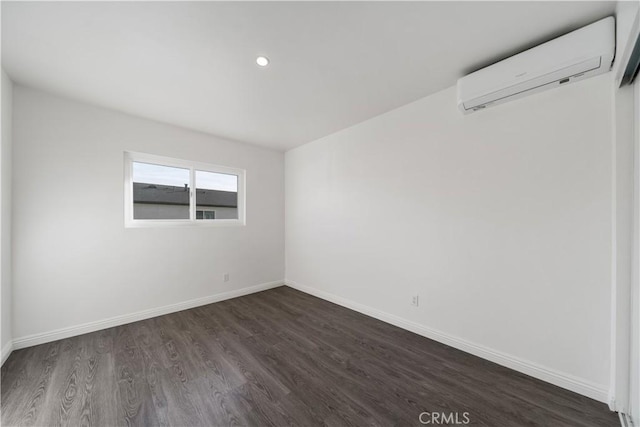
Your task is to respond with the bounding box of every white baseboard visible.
[1,340,13,366]
[285,279,609,403]
[8,278,610,404]
[12,280,284,350]
[619,412,634,427]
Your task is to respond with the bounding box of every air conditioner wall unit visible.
[457,17,615,114]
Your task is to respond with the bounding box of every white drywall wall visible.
[1,69,13,362]
[11,86,284,341]
[633,74,640,423]
[285,73,613,399]
[610,0,640,414]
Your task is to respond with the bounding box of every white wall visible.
[610,1,640,414]
[632,75,640,423]
[12,86,284,343]
[1,69,13,362]
[285,73,613,401]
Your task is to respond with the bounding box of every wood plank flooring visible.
[1,286,617,426]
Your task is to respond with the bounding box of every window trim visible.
[124,151,246,228]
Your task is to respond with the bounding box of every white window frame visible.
[124,151,246,228]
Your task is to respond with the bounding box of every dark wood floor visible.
[1,286,617,426]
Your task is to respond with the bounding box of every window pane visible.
[132,162,190,220]
[195,170,238,220]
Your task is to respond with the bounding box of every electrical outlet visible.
[411,295,419,307]
[224,273,230,282]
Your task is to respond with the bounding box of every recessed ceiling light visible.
[256,56,270,67]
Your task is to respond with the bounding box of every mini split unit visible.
[457,17,615,114]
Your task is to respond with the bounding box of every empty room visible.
[1,1,640,426]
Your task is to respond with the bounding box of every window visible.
[124,152,245,227]
[132,162,190,220]
[196,170,237,220]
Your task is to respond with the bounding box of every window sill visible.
[124,219,246,228]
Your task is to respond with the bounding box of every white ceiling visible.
[2,1,616,151]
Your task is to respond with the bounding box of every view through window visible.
[125,153,244,226]
[195,170,238,220]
